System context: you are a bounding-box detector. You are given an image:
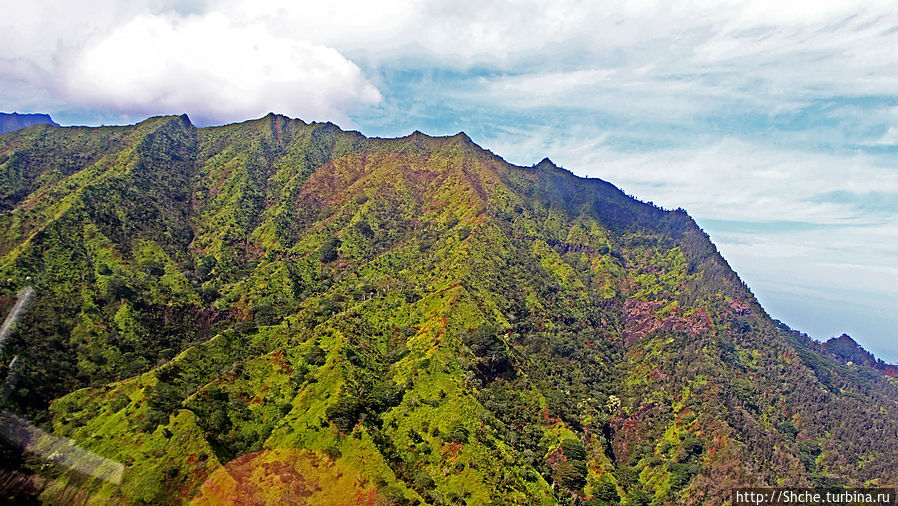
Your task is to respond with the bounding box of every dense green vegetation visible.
[0,115,896,504]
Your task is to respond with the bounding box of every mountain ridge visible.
[0,112,58,135]
[0,113,896,504]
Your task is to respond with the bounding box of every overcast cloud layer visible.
[2,0,896,360]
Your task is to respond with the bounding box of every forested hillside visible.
[1,115,896,504]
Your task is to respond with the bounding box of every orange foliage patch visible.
[441,442,463,460]
[270,351,293,374]
[233,299,254,322]
[190,449,386,506]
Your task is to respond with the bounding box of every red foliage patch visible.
[650,368,668,382]
[540,406,563,427]
[727,297,752,315]
[232,300,253,322]
[622,299,712,345]
[546,446,567,470]
[611,403,661,465]
[270,350,293,374]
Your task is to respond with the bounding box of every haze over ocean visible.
[3,0,896,360]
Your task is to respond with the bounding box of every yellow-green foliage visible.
[531,239,586,292]
[591,254,624,298]
[633,247,690,299]
[48,379,222,504]
[5,115,882,506]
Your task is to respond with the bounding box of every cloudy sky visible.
[2,0,896,360]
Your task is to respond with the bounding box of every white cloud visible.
[587,141,898,223]
[3,1,898,124]
[869,127,898,146]
[711,218,898,357]
[59,12,381,126]
[482,129,898,224]
[0,2,383,125]
[435,7,898,128]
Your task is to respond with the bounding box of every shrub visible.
[304,345,327,365]
[326,396,362,433]
[463,325,512,380]
[667,462,700,490]
[591,478,620,503]
[109,394,131,412]
[554,459,587,490]
[354,220,374,238]
[414,471,436,490]
[320,237,341,263]
[561,436,587,461]
[614,466,639,489]
[447,420,469,443]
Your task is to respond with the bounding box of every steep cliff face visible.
[1,114,896,504]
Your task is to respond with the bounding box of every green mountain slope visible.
[0,114,896,505]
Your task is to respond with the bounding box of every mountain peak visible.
[534,157,558,169]
[264,112,301,123]
[453,131,472,142]
[135,114,194,128]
